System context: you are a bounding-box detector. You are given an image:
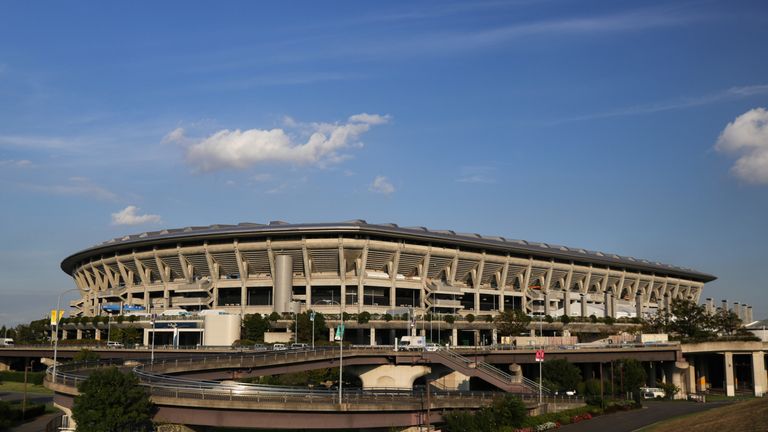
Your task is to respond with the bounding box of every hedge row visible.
[0,401,47,429]
[0,371,45,385]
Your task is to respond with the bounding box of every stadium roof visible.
[61,220,716,282]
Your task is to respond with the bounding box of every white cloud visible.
[369,176,395,195]
[180,113,390,172]
[26,177,117,201]
[456,166,497,184]
[348,113,391,125]
[716,107,768,184]
[0,159,32,168]
[162,127,186,143]
[111,206,162,226]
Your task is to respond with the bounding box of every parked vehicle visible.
[0,338,14,347]
[290,343,309,350]
[252,343,267,351]
[106,341,124,348]
[425,343,440,352]
[640,387,665,399]
[397,336,426,351]
[272,343,287,351]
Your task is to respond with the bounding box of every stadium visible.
[60,220,716,327]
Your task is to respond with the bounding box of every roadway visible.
[559,400,733,432]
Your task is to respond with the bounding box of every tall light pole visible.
[316,299,344,403]
[52,287,86,383]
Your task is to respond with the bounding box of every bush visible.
[0,371,45,385]
[444,315,455,324]
[483,315,494,323]
[116,315,125,324]
[0,400,47,425]
[544,315,554,323]
[382,313,393,322]
[232,339,256,347]
[560,314,571,324]
[604,316,616,325]
[466,314,476,323]
[268,312,281,322]
[589,314,598,323]
[357,311,371,324]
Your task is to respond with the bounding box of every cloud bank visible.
[111,206,162,225]
[716,107,768,184]
[171,113,390,173]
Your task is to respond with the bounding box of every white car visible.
[272,343,287,351]
[106,341,124,348]
[425,343,440,352]
[640,387,665,399]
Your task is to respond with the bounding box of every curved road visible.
[560,400,733,432]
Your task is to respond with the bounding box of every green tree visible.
[290,312,327,343]
[14,318,49,344]
[494,309,531,338]
[488,394,526,428]
[111,326,142,346]
[242,314,270,342]
[542,359,582,391]
[72,367,154,432]
[712,308,742,335]
[667,299,712,339]
[618,358,647,401]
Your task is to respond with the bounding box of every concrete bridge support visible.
[434,370,470,391]
[349,364,431,390]
[580,294,587,318]
[724,352,735,397]
[451,328,458,347]
[752,351,767,397]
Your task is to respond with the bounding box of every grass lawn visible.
[639,397,768,431]
[0,381,53,394]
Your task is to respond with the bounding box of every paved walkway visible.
[9,412,63,432]
[559,400,733,432]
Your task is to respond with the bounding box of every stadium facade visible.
[60,221,716,320]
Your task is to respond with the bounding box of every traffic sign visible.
[535,349,545,362]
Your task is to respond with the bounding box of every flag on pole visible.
[50,310,64,326]
[334,323,345,341]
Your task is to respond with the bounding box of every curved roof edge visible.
[60,220,717,282]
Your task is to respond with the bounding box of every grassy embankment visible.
[640,397,768,432]
[0,381,52,394]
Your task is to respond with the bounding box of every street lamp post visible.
[52,287,85,383]
[314,299,343,403]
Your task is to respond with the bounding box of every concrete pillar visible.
[733,302,741,320]
[687,363,697,395]
[724,352,735,397]
[351,364,431,390]
[563,291,570,317]
[369,327,376,346]
[706,298,714,314]
[451,328,458,347]
[752,351,767,397]
[491,328,498,345]
[648,362,658,385]
[604,291,612,318]
[664,294,671,312]
[329,327,335,342]
[543,292,550,316]
[747,306,753,323]
[672,361,690,399]
[0,360,10,371]
[580,293,587,317]
[508,363,522,383]
[273,255,293,314]
[95,328,102,341]
[473,330,480,346]
[722,299,728,312]
[635,292,643,318]
[437,370,470,391]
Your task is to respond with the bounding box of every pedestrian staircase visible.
[426,348,550,395]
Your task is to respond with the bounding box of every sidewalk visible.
[10,412,63,432]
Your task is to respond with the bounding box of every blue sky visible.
[1,1,767,325]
